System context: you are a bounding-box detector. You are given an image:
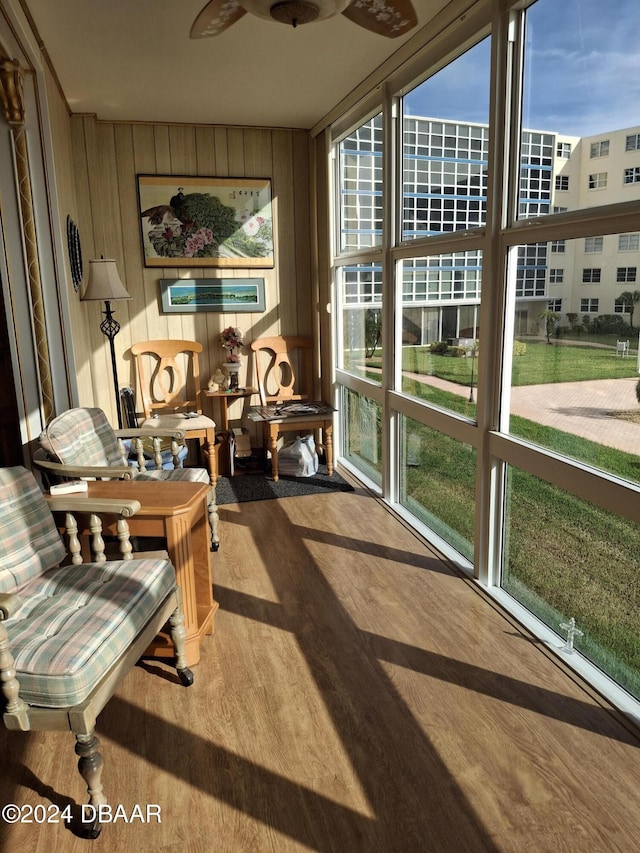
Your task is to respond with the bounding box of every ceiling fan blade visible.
[190,0,247,39]
[342,0,418,38]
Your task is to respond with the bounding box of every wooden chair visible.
[34,406,219,551]
[0,466,193,839]
[249,335,334,482]
[130,340,217,485]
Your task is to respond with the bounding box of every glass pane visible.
[402,38,490,240]
[503,466,640,700]
[338,114,383,252]
[519,0,640,221]
[399,417,475,561]
[505,237,640,485]
[343,388,382,485]
[399,255,480,418]
[338,262,383,380]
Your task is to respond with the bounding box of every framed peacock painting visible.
[137,175,274,268]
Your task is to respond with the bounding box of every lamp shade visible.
[81,259,131,302]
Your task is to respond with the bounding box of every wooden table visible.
[54,480,217,666]
[204,387,257,431]
[247,403,335,482]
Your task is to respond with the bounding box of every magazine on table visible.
[248,401,336,421]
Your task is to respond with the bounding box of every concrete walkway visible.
[420,374,640,455]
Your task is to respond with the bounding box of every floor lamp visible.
[81,258,131,429]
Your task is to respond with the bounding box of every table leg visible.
[269,425,279,482]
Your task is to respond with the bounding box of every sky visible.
[405,0,640,139]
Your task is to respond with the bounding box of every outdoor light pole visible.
[468,344,476,404]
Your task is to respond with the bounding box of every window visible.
[616,267,637,283]
[614,297,631,314]
[626,134,640,151]
[619,233,640,251]
[584,236,603,253]
[338,114,383,252]
[582,268,601,283]
[588,172,607,189]
[330,0,640,718]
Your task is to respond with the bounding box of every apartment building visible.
[341,117,640,343]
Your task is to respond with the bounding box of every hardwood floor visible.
[2,480,640,851]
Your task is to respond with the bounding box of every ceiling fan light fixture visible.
[270,1,319,26]
[240,0,352,25]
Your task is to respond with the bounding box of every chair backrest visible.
[0,467,66,593]
[39,407,122,468]
[130,339,205,419]
[250,336,314,406]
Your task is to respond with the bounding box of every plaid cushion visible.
[136,467,210,484]
[0,468,66,593]
[4,557,176,707]
[39,407,122,468]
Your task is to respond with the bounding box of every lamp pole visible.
[81,258,131,430]
[99,300,123,428]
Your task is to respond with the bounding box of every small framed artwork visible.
[137,175,273,268]
[160,278,266,313]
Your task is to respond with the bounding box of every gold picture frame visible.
[137,175,273,268]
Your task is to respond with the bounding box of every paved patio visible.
[417,374,640,455]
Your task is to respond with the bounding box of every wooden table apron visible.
[51,480,217,666]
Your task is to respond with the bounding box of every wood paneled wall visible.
[69,116,313,426]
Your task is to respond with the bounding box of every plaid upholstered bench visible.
[0,466,193,839]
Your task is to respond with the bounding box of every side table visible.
[204,387,257,432]
[52,480,217,666]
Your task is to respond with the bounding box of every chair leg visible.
[208,488,220,551]
[169,596,194,687]
[324,423,334,476]
[74,731,106,839]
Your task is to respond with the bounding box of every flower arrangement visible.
[220,326,244,362]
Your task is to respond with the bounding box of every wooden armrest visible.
[0,593,24,621]
[33,456,133,480]
[47,495,142,517]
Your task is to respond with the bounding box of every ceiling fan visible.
[190,0,418,39]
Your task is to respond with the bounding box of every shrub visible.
[429,341,449,355]
[513,340,527,357]
[591,314,629,335]
[448,346,467,358]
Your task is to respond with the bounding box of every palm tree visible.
[538,309,560,344]
[618,290,640,330]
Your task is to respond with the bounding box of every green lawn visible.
[394,339,639,386]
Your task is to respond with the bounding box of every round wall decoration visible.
[66,215,83,291]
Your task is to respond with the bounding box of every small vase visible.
[226,361,241,391]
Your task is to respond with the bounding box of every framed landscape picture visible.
[137,175,274,268]
[160,278,266,313]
